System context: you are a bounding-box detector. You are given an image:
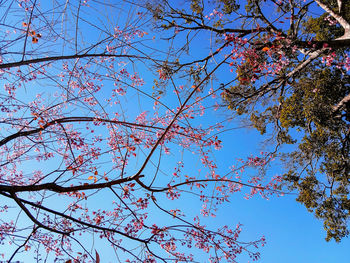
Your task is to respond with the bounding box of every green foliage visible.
[303,13,344,41]
[250,111,267,134]
[190,0,203,14]
[216,0,240,14]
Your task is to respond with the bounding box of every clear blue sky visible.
[1,0,349,262]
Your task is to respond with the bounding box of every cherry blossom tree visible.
[0,0,282,262]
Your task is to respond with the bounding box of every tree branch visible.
[333,93,350,113]
[314,0,350,39]
[286,49,325,79]
[11,192,67,235]
[0,53,162,70]
[0,174,144,193]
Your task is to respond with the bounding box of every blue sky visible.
[0,0,349,262]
